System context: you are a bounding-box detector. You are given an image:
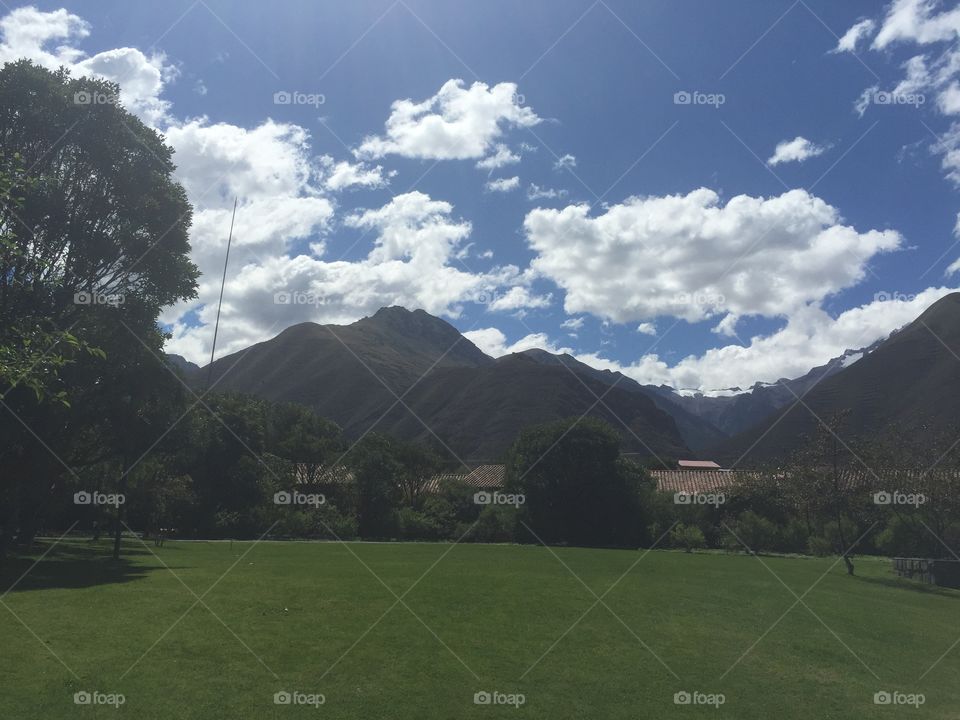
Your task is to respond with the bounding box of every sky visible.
[4,0,960,392]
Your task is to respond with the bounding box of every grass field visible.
[2,538,958,719]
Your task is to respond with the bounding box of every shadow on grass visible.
[0,539,188,594]
[855,574,960,599]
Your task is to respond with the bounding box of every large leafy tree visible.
[0,60,199,558]
[508,417,654,547]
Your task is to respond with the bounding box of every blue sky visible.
[5,0,960,391]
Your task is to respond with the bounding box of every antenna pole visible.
[206,197,237,392]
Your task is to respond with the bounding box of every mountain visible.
[203,307,493,434]
[196,307,688,462]
[643,342,880,440]
[716,293,960,464]
[516,349,727,451]
[166,353,201,378]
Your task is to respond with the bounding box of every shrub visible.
[671,523,706,552]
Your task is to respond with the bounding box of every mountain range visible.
[168,293,960,465]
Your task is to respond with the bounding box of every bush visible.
[728,511,778,553]
[670,523,705,553]
[469,506,517,543]
[398,507,443,540]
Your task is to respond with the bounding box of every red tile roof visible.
[651,470,743,494]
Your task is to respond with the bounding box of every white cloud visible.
[477,143,521,170]
[488,286,550,311]
[938,80,960,114]
[561,317,584,330]
[0,7,89,67]
[636,322,657,336]
[358,79,541,161]
[711,313,740,338]
[166,191,528,361]
[463,327,572,357]
[553,153,577,170]
[946,257,960,275]
[527,183,568,201]
[485,176,520,193]
[871,0,960,49]
[0,6,175,125]
[831,18,876,53]
[571,287,959,391]
[318,156,392,191]
[767,136,827,166]
[525,187,902,324]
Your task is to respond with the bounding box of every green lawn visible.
[2,538,957,719]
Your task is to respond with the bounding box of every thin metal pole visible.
[206,197,237,391]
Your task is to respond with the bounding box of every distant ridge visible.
[715,292,960,464]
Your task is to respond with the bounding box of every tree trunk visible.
[112,470,128,561]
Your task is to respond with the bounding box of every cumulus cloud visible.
[318,156,393,191]
[0,6,89,67]
[0,6,175,125]
[476,143,521,171]
[485,288,957,391]
[831,18,876,53]
[166,191,530,361]
[525,188,902,324]
[561,317,584,331]
[584,287,959,391]
[553,153,577,170]
[488,286,551,312]
[463,327,572,358]
[767,136,828,166]
[357,79,541,161]
[485,176,520,193]
[636,322,657,336]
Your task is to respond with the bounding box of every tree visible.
[0,61,200,561]
[395,443,442,508]
[670,523,705,553]
[348,434,403,538]
[507,417,654,547]
[789,410,864,575]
